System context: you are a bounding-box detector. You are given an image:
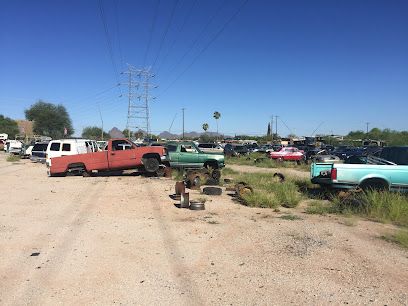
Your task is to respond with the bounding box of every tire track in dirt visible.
[145,183,205,306]
[1,177,108,305]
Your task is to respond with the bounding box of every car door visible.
[108,139,138,169]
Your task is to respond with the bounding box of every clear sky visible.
[1,0,407,137]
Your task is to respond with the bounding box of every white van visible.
[5,140,23,154]
[45,139,98,165]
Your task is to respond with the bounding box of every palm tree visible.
[202,123,209,133]
[213,111,221,136]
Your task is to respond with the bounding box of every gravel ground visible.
[0,153,407,305]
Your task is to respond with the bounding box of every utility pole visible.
[270,115,273,143]
[123,65,139,139]
[138,68,157,140]
[182,108,185,140]
[122,65,157,141]
[97,103,104,141]
[366,122,370,135]
[275,115,278,140]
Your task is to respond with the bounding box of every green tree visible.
[25,100,74,139]
[122,129,133,138]
[213,111,221,135]
[0,115,19,138]
[202,123,209,133]
[82,126,109,140]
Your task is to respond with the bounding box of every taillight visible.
[331,168,337,180]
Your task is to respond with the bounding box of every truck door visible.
[179,144,201,167]
[108,140,138,169]
[167,144,179,166]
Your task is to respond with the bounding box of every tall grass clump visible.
[332,191,408,227]
[235,172,303,208]
[241,191,278,208]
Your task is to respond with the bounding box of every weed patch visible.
[6,155,20,162]
[305,200,333,215]
[381,230,408,249]
[172,169,184,181]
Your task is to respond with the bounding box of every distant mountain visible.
[109,127,124,138]
[158,131,178,139]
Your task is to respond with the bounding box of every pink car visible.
[269,147,305,161]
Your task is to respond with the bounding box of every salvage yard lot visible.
[1,153,408,305]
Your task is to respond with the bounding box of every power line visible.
[97,0,121,85]
[158,0,228,84]
[155,0,198,75]
[158,0,249,97]
[114,0,124,68]
[151,0,180,70]
[143,0,161,67]
[279,117,294,135]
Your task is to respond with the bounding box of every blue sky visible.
[0,0,407,137]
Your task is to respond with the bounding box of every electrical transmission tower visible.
[123,65,156,139]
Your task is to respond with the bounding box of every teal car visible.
[165,141,225,170]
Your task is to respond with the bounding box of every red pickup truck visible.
[47,138,167,177]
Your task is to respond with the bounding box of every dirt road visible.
[227,164,310,179]
[1,153,407,305]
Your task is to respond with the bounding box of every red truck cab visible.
[47,138,167,177]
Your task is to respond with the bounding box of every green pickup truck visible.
[311,156,408,192]
[165,141,225,170]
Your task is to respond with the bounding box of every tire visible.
[143,158,160,173]
[189,201,205,210]
[82,171,92,177]
[192,176,201,188]
[273,172,285,183]
[360,179,388,192]
[211,169,221,181]
[203,187,223,196]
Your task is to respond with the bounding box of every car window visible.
[50,142,60,151]
[112,140,133,151]
[62,143,71,151]
[167,144,177,152]
[33,144,48,151]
